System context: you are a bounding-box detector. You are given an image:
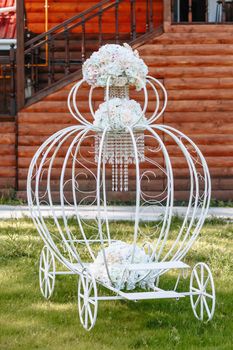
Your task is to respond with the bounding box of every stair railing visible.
[0,45,16,117]
[18,0,157,108]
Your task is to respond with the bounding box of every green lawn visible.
[0,217,233,350]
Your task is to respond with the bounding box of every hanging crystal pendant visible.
[94,83,145,192]
[95,131,145,192]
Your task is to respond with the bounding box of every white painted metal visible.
[78,271,98,331]
[127,261,189,271]
[120,290,185,301]
[190,263,215,322]
[39,245,56,299]
[27,72,215,330]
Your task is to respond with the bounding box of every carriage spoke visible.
[80,304,85,317]
[201,264,204,287]
[45,278,48,298]
[47,257,53,270]
[203,292,214,299]
[203,274,210,290]
[194,269,202,289]
[200,296,204,320]
[194,294,201,310]
[47,278,51,294]
[87,304,94,324]
[88,298,96,305]
[39,246,55,299]
[88,283,93,296]
[203,297,211,319]
[84,306,88,329]
[42,250,46,265]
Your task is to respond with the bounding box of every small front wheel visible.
[78,271,98,331]
[39,245,56,299]
[190,262,215,322]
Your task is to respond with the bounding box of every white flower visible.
[93,98,147,130]
[90,241,157,290]
[82,44,148,91]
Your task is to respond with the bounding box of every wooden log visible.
[139,44,233,56]
[166,100,233,112]
[164,111,233,123]
[144,55,233,67]
[0,134,16,145]
[22,100,90,113]
[152,33,233,45]
[0,145,16,156]
[0,156,16,167]
[0,122,15,133]
[165,77,233,90]
[167,89,233,101]
[0,178,15,188]
[0,167,16,177]
[169,24,233,33]
[150,67,233,79]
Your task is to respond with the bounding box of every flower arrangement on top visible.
[82,43,148,91]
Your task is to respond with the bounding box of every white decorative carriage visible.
[27,44,215,331]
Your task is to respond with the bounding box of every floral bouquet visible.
[94,97,147,130]
[90,241,157,290]
[82,43,148,91]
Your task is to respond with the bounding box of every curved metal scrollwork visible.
[27,74,211,288]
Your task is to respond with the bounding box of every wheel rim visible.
[190,263,215,322]
[78,272,98,331]
[39,246,55,299]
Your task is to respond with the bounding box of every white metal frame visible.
[27,75,215,331]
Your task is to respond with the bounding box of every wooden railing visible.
[171,0,233,23]
[0,45,16,116]
[16,0,157,109]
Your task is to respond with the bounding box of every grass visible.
[0,194,233,208]
[0,217,233,350]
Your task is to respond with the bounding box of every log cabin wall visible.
[25,0,163,34]
[0,120,16,197]
[17,23,233,202]
[1,1,232,201]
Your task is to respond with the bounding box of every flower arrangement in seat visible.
[82,43,148,91]
[90,241,157,290]
[94,98,147,130]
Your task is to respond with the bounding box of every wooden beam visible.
[16,0,25,111]
[164,0,172,32]
[188,0,192,23]
[222,0,226,22]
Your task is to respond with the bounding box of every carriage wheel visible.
[190,263,215,322]
[78,271,98,331]
[39,245,55,299]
